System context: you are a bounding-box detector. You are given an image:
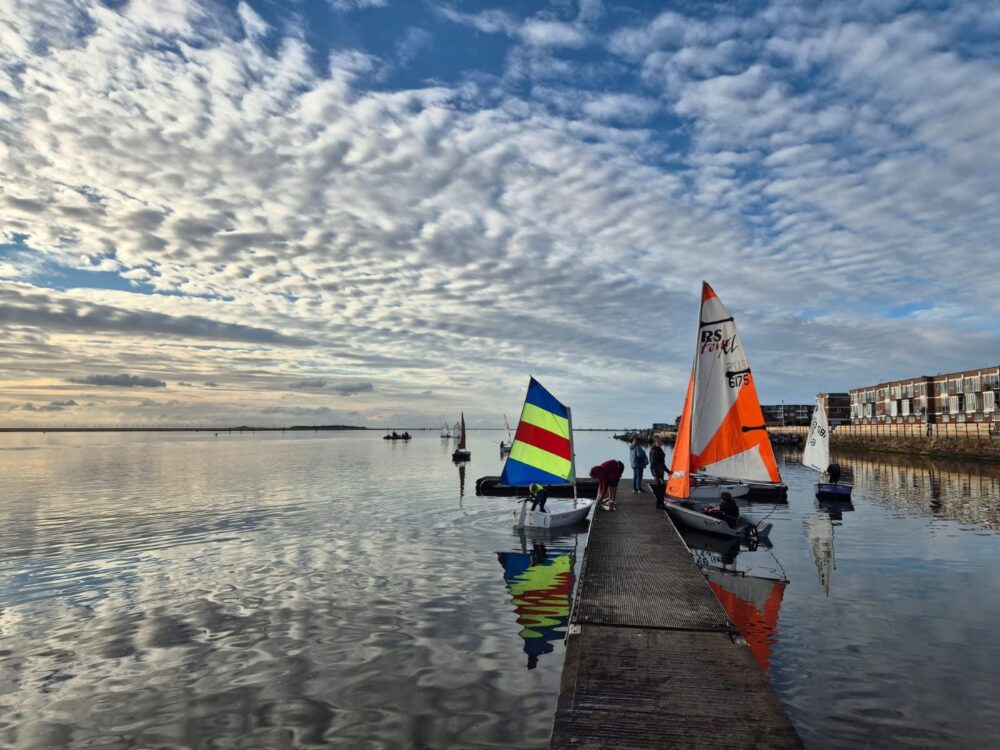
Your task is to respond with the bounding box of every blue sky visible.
[1,0,998,426]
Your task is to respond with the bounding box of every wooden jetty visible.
[550,488,801,749]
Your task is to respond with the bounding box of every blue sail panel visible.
[500,457,571,487]
[525,377,568,418]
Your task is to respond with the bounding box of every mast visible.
[567,406,578,502]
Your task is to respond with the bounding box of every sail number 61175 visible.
[728,372,751,388]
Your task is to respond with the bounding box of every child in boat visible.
[704,491,740,528]
[529,483,548,513]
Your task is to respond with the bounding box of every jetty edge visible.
[549,487,801,749]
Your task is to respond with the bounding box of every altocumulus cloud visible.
[288,379,374,396]
[1,0,998,427]
[69,374,167,388]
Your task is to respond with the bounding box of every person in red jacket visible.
[590,459,625,510]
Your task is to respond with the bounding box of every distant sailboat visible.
[452,412,470,462]
[665,282,776,540]
[500,413,513,454]
[440,423,452,439]
[803,395,853,500]
[502,377,595,529]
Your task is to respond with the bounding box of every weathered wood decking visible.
[550,487,802,749]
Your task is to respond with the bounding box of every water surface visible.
[1,431,998,748]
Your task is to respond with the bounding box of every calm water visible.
[0,431,998,748]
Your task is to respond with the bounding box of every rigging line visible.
[700,317,734,326]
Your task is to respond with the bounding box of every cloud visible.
[21,399,78,412]
[0,285,314,347]
[69,374,167,388]
[288,379,374,396]
[1,0,998,427]
[329,0,388,11]
[396,27,432,67]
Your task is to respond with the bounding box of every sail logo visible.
[700,328,739,357]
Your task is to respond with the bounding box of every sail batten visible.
[500,378,575,487]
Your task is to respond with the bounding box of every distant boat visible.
[452,421,460,440]
[440,423,452,439]
[383,431,411,440]
[803,394,853,500]
[665,282,776,541]
[452,412,471,462]
[502,377,595,529]
[500,413,513,453]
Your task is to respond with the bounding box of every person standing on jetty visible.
[648,437,667,509]
[590,459,625,510]
[629,437,648,493]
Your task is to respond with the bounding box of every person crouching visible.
[529,483,548,513]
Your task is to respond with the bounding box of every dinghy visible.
[665,282,778,540]
[803,395,853,500]
[452,413,470,462]
[500,414,512,454]
[499,377,595,530]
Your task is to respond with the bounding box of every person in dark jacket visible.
[590,459,625,510]
[648,437,667,509]
[704,491,740,528]
[629,437,648,493]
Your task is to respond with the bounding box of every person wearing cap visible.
[529,483,548,512]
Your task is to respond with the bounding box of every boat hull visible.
[516,499,595,529]
[452,450,470,462]
[694,475,787,502]
[665,501,771,540]
[476,476,599,498]
[816,482,853,500]
[688,483,749,500]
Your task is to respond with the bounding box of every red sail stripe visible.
[515,422,572,460]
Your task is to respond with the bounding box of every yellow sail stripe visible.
[509,442,572,480]
[520,403,570,438]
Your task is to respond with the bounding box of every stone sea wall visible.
[830,434,1000,462]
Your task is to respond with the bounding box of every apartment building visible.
[849,365,1000,425]
[761,403,814,426]
[819,393,851,425]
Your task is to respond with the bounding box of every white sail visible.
[802,395,830,473]
[690,283,780,484]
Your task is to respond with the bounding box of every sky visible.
[1,0,999,428]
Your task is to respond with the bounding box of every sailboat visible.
[452,412,471,462]
[803,395,853,500]
[665,282,777,540]
[500,414,513,454]
[440,423,452,439]
[501,377,596,529]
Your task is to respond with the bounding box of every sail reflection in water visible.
[804,500,853,596]
[681,528,788,674]
[496,528,581,670]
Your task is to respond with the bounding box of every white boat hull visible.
[665,501,771,540]
[515,499,595,529]
[688,483,749,500]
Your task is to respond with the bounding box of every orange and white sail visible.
[669,282,781,498]
[666,367,695,499]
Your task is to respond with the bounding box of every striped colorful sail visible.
[499,377,574,487]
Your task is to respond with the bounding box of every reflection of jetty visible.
[549,486,800,748]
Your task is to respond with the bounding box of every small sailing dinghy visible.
[500,414,513,454]
[452,413,471,462]
[440,423,451,438]
[501,378,595,529]
[665,282,777,540]
[803,395,853,500]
